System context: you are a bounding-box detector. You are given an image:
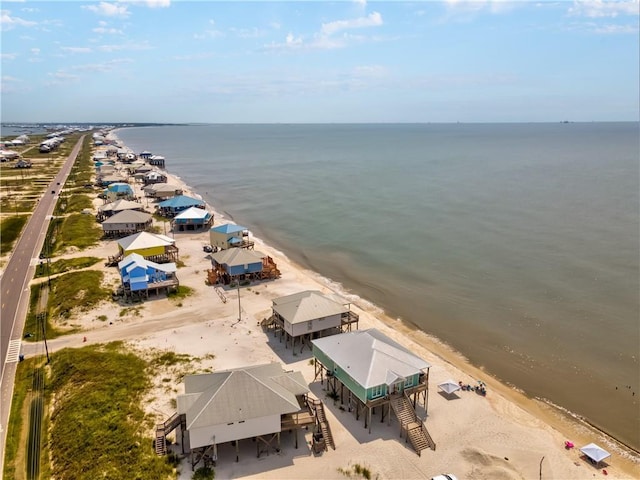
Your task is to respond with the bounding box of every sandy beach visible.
[23,135,640,480]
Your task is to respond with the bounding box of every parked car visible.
[431,475,458,480]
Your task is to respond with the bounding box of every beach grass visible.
[33,256,101,278]
[24,270,112,340]
[2,357,49,480]
[48,270,111,320]
[60,193,93,213]
[0,215,28,255]
[45,343,175,480]
[53,213,102,252]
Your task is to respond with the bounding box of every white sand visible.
[30,140,639,480]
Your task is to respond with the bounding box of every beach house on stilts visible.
[263,290,359,353]
[156,363,333,468]
[312,329,435,455]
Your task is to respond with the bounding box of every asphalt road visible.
[0,135,85,475]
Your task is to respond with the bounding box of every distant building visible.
[209,223,252,250]
[172,207,213,231]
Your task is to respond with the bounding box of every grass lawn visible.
[47,344,176,480]
[0,215,28,255]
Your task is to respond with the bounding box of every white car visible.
[431,475,458,480]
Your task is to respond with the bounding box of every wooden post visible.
[235,440,239,462]
[368,407,372,434]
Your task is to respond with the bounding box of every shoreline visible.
[103,129,639,477]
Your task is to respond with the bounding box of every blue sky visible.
[1,0,638,123]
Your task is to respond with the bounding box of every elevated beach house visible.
[312,329,435,455]
[172,207,213,231]
[97,199,145,221]
[143,183,183,200]
[267,290,359,352]
[208,248,280,285]
[110,231,178,265]
[118,253,178,298]
[209,223,253,250]
[158,363,328,468]
[103,182,135,202]
[101,210,153,238]
[143,170,167,185]
[157,195,205,217]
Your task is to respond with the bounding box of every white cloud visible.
[93,26,123,34]
[172,52,215,61]
[120,0,170,7]
[0,10,37,30]
[568,0,639,18]
[97,41,152,52]
[82,2,130,18]
[1,53,18,60]
[45,71,80,85]
[61,46,92,54]
[70,58,133,73]
[30,47,40,55]
[592,22,639,33]
[194,29,224,40]
[2,75,20,82]
[321,11,383,36]
[230,27,265,38]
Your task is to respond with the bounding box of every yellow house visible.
[116,231,178,262]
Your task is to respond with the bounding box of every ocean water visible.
[116,123,640,450]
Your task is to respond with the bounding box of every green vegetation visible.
[192,466,215,480]
[2,357,50,480]
[151,351,192,367]
[0,215,28,255]
[338,464,375,480]
[167,285,194,302]
[25,271,111,340]
[61,193,93,213]
[34,256,101,278]
[49,270,110,320]
[47,344,175,479]
[53,213,102,252]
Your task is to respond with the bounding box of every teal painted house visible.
[311,329,435,454]
[312,329,430,404]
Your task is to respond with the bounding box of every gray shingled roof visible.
[102,209,152,224]
[210,248,265,268]
[312,329,430,389]
[177,363,308,430]
[272,290,347,325]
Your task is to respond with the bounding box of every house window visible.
[405,376,414,387]
[370,385,383,399]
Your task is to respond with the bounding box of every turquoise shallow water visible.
[116,123,640,449]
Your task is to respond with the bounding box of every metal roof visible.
[312,329,430,389]
[178,363,307,429]
[210,248,264,267]
[102,210,152,224]
[272,290,348,324]
[117,231,175,251]
[174,206,211,220]
[157,195,204,208]
[210,223,246,234]
[99,199,143,213]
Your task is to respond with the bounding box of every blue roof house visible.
[118,253,178,297]
[209,223,251,250]
[172,207,213,231]
[157,195,205,217]
[104,182,135,202]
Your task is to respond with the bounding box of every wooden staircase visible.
[390,393,435,455]
[310,399,335,451]
[155,412,186,456]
